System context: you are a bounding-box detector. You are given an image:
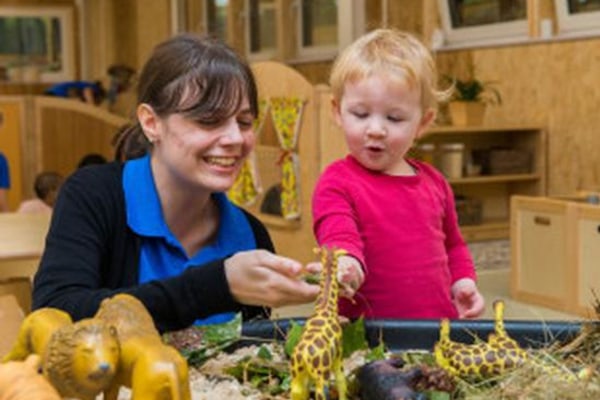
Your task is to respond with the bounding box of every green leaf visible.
[257,345,273,360]
[427,390,451,400]
[342,317,369,357]
[284,320,304,357]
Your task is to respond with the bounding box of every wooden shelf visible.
[420,125,547,242]
[448,173,541,185]
[460,220,509,242]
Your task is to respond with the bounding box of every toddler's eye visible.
[351,111,368,119]
[388,116,402,122]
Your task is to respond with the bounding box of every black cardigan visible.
[33,162,272,332]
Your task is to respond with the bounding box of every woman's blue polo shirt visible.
[123,154,256,325]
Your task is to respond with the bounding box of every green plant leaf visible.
[342,317,369,357]
[284,320,304,357]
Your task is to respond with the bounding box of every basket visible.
[471,148,532,175]
[489,148,532,174]
[455,196,482,226]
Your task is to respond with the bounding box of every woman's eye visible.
[237,119,254,130]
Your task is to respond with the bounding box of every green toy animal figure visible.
[94,293,191,400]
[290,247,347,400]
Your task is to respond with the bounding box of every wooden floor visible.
[273,268,583,321]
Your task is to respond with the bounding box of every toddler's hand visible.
[337,255,364,299]
[452,278,485,319]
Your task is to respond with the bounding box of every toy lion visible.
[2,309,120,400]
[94,293,192,400]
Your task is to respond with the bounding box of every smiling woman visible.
[31,33,321,335]
[0,6,75,82]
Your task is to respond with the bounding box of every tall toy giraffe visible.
[290,246,347,400]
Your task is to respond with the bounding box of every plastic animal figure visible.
[434,300,527,379]
[290,246,347,400]
[2,309,120,400]
[0,355,61,400]
[94,293,191,400]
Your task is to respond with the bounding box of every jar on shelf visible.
[439,143,464,179]
[417,143,435,164]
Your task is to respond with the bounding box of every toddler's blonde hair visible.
[329,28,450,113]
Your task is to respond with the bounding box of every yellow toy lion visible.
[94,293,192,400]
[2,309,120,400]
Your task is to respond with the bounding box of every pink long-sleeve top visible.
[312,155,476,319]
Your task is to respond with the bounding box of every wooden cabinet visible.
[510,195,600,317]
[418,126,547,242]
[572,204,600,316]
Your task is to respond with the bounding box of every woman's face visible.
[141,98,255,194]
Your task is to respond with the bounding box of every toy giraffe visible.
[290,246,347,400]
[434,300,528,379]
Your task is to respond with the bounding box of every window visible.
[204,0,229,42]
[437,0,528,49]
[0,6,75,82]
[246,0,277,60]
[555,0,600,38]
[297,0,338,58]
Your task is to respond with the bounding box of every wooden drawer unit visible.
[511,195,600,317]
[573,205,600,316]
[510,196,573,312]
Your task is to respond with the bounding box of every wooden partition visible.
[33,96,128,177]
[243,62,341,265]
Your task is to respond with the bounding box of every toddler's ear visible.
[331,98,342,126]
[417,108,436,138]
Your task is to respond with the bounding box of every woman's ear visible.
[137,103,159,143]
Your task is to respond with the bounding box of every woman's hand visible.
[224,250,320,308]
[452,278,485,319]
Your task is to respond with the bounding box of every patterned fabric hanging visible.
[270,97,305,219]
[227,99,269,206]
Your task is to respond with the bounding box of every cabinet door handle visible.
[597,225,600,234]
[533,216,551,226]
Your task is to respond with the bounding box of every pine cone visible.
[412,364,456,393]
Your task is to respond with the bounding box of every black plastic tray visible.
[242,318,593,351]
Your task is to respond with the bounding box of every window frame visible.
[244,0,278,62]
[292,0,365,63]
[554,0,600,38]
[436,0,529,50]
[0,5,76,82]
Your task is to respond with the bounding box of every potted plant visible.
[445,74,502,126]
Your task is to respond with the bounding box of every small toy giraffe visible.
[290,246,347,400]
[434,300,528,379]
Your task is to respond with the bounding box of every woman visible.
[33,34,319,333]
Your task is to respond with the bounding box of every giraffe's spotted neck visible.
[314,248,340,314]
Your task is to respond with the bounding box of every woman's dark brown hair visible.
[116,34,259,160]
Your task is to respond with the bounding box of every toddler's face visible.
[333,74,433,175]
